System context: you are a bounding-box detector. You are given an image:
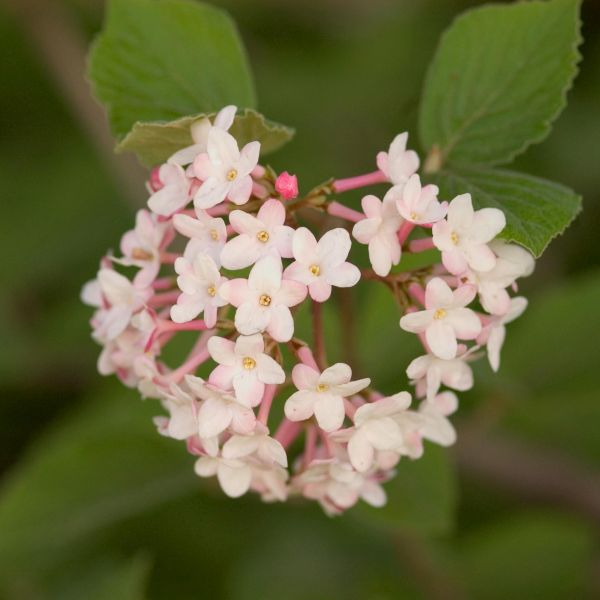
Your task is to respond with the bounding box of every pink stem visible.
[206,204,229,217]
[343,398,357,419]
[257,384,278,425]
[332,170,387,193]
[327,201,364,223]
[226,224,236,237]
[152,277,175,290]
[397,221,415,245]
[296,346,320,371]
[274,419,302,448]
[252,181,268,199]
[304,425,318,467]
[160,251,180,264]
[408,237,435,253]
[163,347,210,383]
[148,291,180,307]
[251,164,266,178]
[407,284,426,306]
[318,429,334,458]
[158,319,208,334]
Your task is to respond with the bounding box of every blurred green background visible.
[1,0,599,598]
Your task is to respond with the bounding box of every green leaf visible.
[428,165,581,257]
[448,513,594,599]
[88,0,256,139]
[117,109,295,167]
[0,383,197,576]
[419,0,582,166]
[354,446,458,536]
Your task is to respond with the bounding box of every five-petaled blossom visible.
[83,104,534,513]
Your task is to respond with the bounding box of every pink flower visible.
[478,296,528,371]
[185,375,256,438]
[432,194,506,275]
[168,105,237,166]
[222,423,288,468]
[352,193,403,276]
[274,171,299,200]
[393,174,447,224]
[195,454,253,498]
[219,255,307,342]
[193,128,260,209]
[400,277,481,359]
[116,209,171,286]
[207,334,285,407]
[376,132,420,186]
[284,228,360,302]
[284,363,370,432]
[173,208,227,267]
[220,199,294,269]
[171,252,228,326]
[148,163,191,216]
[159,384,199,440]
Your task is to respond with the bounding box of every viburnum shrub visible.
[83,0,582,514]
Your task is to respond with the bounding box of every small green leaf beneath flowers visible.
[89,0,256,139]
[117,109,295,167]
[428,166,581,257]
[419,0,582,166]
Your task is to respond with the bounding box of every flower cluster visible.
[83,105,534,514]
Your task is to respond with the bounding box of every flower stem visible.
[327,201,364,223]
[332,170,387,193]
[311,299,326,370]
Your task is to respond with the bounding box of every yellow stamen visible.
[433,308,446,320]
[316,383,329,392]
[259,294,272,307]
[132,247,153,260]
[450,232,459,244]
[256,230,270,243]
[209,229,219,241]
[410,212,418,221]
[226,168,238,181]
[242,357,256,370]
[309,264,320,276]
[207,285,216,297]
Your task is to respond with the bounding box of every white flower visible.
[462,241,534,315]
[220,198,294,269]
[376,132,420,186]
[84,269,151,342]
[393,174,447,225]
[219,255,307,342]
[393,392,458,459]
[352,192,403,277]
[406,347,474,401]
[168,105,237,166]
[284,228,360,302]
[115,209,171,286]
[400,277,481,360]
[185,375,256,438]
[195,455,253,498]
[173,208,227,267]
[432,194,506,275]
[222,423,288,468]
[170,252,227,326]
[284,363,370,432]
[159,384,198,440]
[148,162,191,216]
[334,393,412,472]
[478,296,528,371]
[294,459,387,514]
[207,334,285,407]
[193,128,260,209]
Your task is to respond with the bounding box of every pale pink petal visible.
[369,236,393,276]
[208,364,235,391]
[425,277,454,308]
[220,235,262,270]
[291,364,320,391]
[233,372,264,407]
[266,304,295,342]
[487,325,506,372]
[197,397,231,438]
[208,336,236,365]
[447,194,474,229]
[314,395,345,432]
[255,354,286,384]
[399,310,433,333]
[292,227,318,263]
[348,431,375,472]
[230,405,257,434]
[222,435,259,460]
[318,228,351,268]
[284,390,316,421]
[325,262,360,288]
[276,279,307,307]
[218,463,252,498]
[471,208,506,243]
[283,261,312,285]
[320,363,351,386]
[308,279,332,302]
[360,195,382,219]
[452,283,477,308]
[227,175,253,205]
[464,243,497,272]
[249,255,282,294]
[353,218,380,244]
[442,249,469,275]
[234,302,271,335]
[235,333,264,357]
[426,320,457,360]
[257,198,286,228]
[219,278,251,307]
[194,178,228,209]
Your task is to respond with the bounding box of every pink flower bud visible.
[275,171,299,200]
[149,166,164,192]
